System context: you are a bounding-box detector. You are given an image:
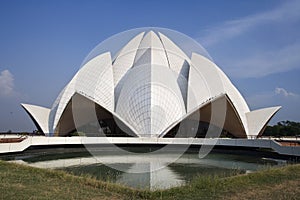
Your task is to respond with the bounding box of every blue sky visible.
[0,0,299,132]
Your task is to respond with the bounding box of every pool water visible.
[3,148,289,190]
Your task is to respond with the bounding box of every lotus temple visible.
[21,28,281,139]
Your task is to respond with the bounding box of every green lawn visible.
[0,160,299,200]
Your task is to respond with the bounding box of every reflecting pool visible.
[3,148,289,190]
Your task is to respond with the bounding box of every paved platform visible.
[0,136,299,156]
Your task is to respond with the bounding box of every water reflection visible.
[7,151,287,190]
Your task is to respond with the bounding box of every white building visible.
[22,29,280,139]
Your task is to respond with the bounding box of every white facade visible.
[22,30,281,138]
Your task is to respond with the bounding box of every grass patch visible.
[0,160,299,199]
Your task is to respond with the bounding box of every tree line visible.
[263,120,300,137]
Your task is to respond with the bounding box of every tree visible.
[263,121,300,137]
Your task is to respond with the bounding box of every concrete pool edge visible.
[0,136,299,156]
